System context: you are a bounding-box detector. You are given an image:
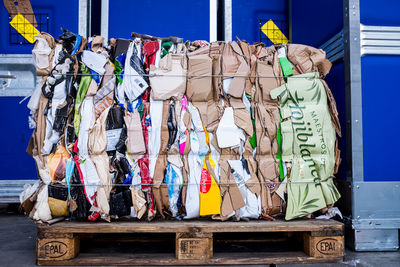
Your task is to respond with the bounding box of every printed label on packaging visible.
[106,128,123,151]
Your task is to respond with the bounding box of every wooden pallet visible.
[36,219,344,266]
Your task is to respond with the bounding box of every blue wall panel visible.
[360,0,400,26]
[361,55,400,182]
[0,0,79,180]
[291,0,342,47]
[232,0,288,44]
[291,0,345,180]
[108,0,209,41]
[0,0,79,54]
[360,0,400,182]
[0,97,37,180]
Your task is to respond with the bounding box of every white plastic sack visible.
[165,163,183,217]
[223,78,233,96]
[80,158,100,206]
[33,185,52,222]
[228,160,261,219]
[27,80,44,116]
[209,133,220,183]
[19,180,40,204]
[78,97,95,157]
[187,103,209,155]
[119,42,149,103]
[81,50,107,75]
[148,98,163,179]
[184,129,202,219]
[32,36,52,69]
[52,44,62,67]
[216,107,245,149]
[42,77,67,155]
[129,162,142,218]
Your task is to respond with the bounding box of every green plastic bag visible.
[271,72,341,220]
[74,65,92,136]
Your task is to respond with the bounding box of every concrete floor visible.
[0,204,399,267]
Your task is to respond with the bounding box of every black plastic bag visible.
[130,44,149,84]
[167,101,177,150]
[53,95,74,133]
[48,183,69,217]
[59,28,77,54]
[70,165,91,220]
[110,38,130,62]
[109,189,132,218]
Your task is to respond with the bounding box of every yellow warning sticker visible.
[9,13,40,44]
[261,19,289,44]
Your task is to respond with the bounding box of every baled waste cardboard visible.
[21,28,342,223]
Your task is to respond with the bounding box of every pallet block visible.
[176,232,213,260]
[37,233,79,261]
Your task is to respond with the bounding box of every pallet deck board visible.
[38,219,343,234]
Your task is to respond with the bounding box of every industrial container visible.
[0,0,399,252]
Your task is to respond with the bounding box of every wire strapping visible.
[37,179,334,187]
[53,73,316,79]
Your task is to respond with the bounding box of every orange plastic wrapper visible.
[48,145,70,181]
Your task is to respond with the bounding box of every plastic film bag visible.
[164,163,183,217]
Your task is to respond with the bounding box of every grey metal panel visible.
[343,0,364,184]
[0,180,37,203]
[79,0,89,37]
[351,229,399,251]
[0,54,36,97]
[321,23,400,62]
[352,182,400,229]
[341,0,399,252]
[361,46,400,55]
[209,0,218,42]
[360,24,400,56]
[224,0,232,41]
[354,219,400,230]
[347,181,400,251]
[101,0,109,41]
[362,39,400,46]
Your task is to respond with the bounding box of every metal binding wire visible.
[29,179,336,187]
[48,73,319,79]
